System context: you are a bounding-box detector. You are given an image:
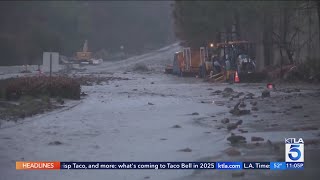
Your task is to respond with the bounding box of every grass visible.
[55,96,64,105]
[0,95,55,120]
[0,76,80,121]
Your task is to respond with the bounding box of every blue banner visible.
[270,162,286,170]
[57,162,302,170]
[286,162,304,170]
[243,162,270,169]
[215,162,242,170]
[60,162,216,170]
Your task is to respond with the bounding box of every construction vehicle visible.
[166,40,256,82]
[59,40,103,70]
[200,40,256,80]
[165,45,217,77]
[170,47,201,76]
[75,40,92,64]
[221,40,256,74]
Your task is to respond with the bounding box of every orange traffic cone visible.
[234,71,240,83]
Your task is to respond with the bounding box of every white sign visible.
[42,52,60,73]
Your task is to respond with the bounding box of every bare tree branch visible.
[272,31,281,42]
[289,30,299,45]
[297,31,318,49]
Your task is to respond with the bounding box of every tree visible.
[317,1,320,54]
[173,1,310,69]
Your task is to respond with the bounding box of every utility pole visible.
[317,1,320,56]
[49,52,52,78]
[308,1,312,56]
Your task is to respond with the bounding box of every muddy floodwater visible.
[0,43,319,180]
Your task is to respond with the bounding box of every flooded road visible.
[1,43,320,180]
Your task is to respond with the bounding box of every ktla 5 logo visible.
[285,138,304,162]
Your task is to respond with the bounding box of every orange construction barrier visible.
[234,71,240,83]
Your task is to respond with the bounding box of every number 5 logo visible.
[288,145,301,161]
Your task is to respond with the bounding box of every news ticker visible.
[16,138,304,171]
[16,162,304,170]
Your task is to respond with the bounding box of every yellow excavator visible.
[75,40,92,63]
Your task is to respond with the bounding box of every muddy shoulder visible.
[188,86,320,180]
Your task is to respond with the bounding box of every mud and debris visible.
[231,172,245,178]
[224,147,241,156]
[251,136,265,142]
[227,134,247,145]
[221,118,230,124]
[178,148,192,152]
[171,125,182,128]
[261,90,270,98]
[48,141,63,145]
[0,43,320,180]
[229,102,251,116]
[73,75,130,86]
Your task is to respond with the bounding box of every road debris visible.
[177,148,192,152]
[230,102,251,116]
[227,123,238,131]
[251,136,264,142]
[211,90,222,96]
[251,106,259,111]
[221,118,230,124]
[250,101,257,106]
[48,141,63,145]
[291,105,303,109]
[232,172,245,178]
[261,90,270,98]
[239,101,246,108]
[238,129,248,133]
[244,93,255,99]
[236,120,243,126]
[171,125,181,128]
[227,134,246,145]
[224,87,234,93]
[224,147,241,156]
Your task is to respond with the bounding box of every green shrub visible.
[55,96,64,105]
[20,95,34,103]
[40,95,51,104]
